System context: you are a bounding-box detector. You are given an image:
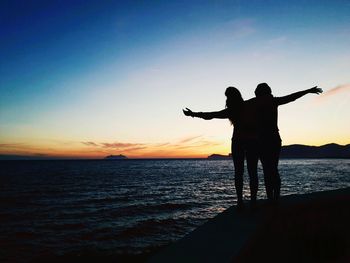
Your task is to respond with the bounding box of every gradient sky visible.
[1,0,350,158]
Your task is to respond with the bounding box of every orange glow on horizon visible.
[0,138,231,159]
[1,137,350,159]
[0,148,228,159]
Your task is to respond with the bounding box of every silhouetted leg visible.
[246,141,259,206]
[260,151,274,201]
[260,154,273,201]
[271,139,281,201]
[270,165,279,201]
[274,173,281,200]
[232,140,244,208]
[259,136,281,202]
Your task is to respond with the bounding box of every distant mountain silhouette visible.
[280,143,350,158]
[0,154,51,160]
[0,155,82,160]
[104,154,128,160]
[208,144,350,159]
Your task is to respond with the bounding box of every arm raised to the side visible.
[276,86,323,106]
[183,108,228,120]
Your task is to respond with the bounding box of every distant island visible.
[104,154,128,160]
[208,153,232,160]
[208,143,350,159]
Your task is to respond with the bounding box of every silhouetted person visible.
[183,87,258,210]
[254,83,322,202]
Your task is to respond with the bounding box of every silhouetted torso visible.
[253,95,288,140]
[223,99,257,140]
[230,99,258,141]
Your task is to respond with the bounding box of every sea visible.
[1,159,350,262]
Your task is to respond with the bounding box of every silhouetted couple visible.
[183,83,322,210]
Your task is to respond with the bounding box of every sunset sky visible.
[1,0,350,158]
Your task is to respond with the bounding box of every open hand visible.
[183,108,194,117]
[309,86,323,94]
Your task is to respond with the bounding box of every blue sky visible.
[1,0,350,157]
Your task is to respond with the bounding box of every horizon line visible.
[1,142,349,160]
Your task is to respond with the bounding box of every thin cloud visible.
[314,84,350,103]
[226,18,256,39]
[155,142,170,147]
[81,141,99,147]
[196,140,221,147]
[123,146,148,152]
[322,84,350,97]
[176,142,221,149]
[0,143,23,148]
[172,144,197,150]
[173,137,221,149]
[81,141,146,152]
[77,137,223,157]
[178,135,202,144]
[101,142,143,148]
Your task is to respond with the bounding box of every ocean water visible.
[1,159,349,261]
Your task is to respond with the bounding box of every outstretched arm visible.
[276,86,322,105]
[183,108,228,120]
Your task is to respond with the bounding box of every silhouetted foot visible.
[266,199,279,213]
[266,196,274,205]
[236,201,245,212]
[272,193,280,205]
[250,200,258,211]
[266,198,278,210]
[273,195,280,203]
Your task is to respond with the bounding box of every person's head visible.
[225,86,243,109]
[255,83,272,97]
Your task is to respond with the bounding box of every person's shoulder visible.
[253,95,276,106]
[244,97,256,104]
[272,96,284,105]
